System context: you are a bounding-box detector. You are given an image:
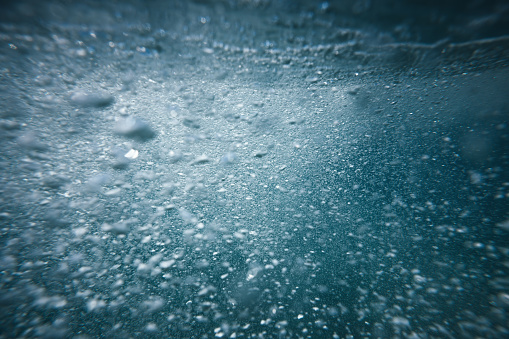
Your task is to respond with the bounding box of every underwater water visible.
[0,0,508,338]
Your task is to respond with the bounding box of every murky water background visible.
[1,1,508,338]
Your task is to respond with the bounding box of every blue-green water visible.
[0,1,508,338]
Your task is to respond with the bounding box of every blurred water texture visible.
[0,1,508,338]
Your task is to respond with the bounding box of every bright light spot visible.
[125,149,139,159]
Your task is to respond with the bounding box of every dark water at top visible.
[0,1,508,338]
